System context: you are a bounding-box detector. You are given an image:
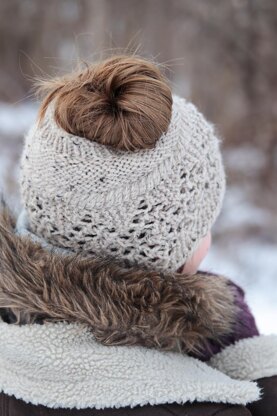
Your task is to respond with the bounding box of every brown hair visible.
[37,55,173,151]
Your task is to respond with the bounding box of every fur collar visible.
[0,204,238,357]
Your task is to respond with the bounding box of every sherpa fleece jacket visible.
[0,205,276,414]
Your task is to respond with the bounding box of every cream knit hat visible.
[20,95,225,272]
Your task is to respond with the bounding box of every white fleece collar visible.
[210,334,277,381]
[0,317,260,410]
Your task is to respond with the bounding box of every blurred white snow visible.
[0,102,37,136]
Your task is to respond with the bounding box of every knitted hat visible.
[20,57,225,272]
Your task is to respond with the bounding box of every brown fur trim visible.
[0,205,238,356]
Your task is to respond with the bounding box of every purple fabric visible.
[190,274,259,362]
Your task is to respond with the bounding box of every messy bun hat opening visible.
[20,55,225,272]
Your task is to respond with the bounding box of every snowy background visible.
[0,0,276,334]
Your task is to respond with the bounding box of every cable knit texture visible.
[20,95,225,272]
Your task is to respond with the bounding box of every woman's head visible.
[20,54,225,273]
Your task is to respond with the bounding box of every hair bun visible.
[38,55,173,151]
